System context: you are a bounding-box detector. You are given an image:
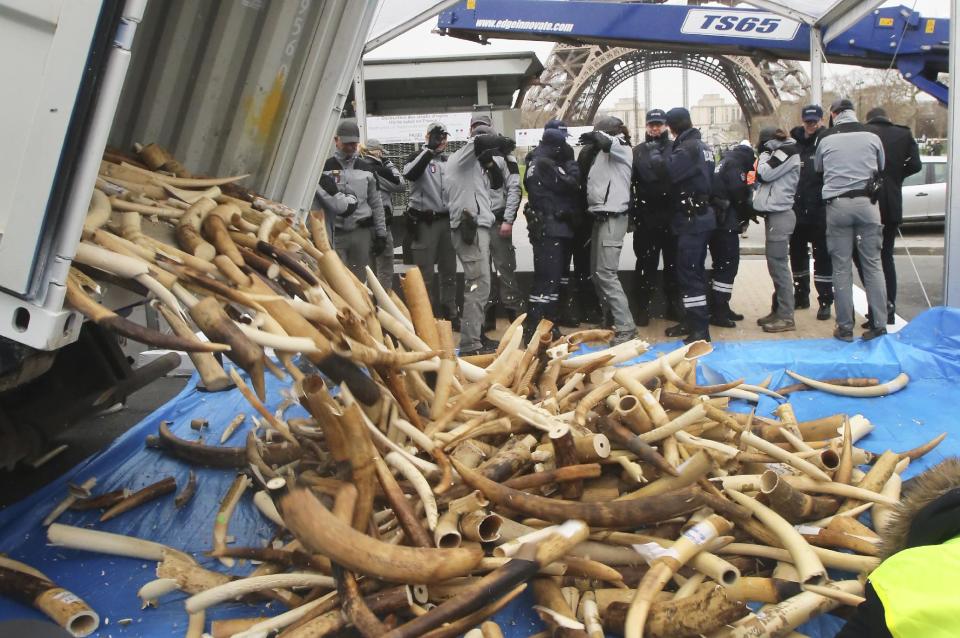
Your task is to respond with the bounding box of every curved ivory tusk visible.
[213,475,250,567]
[184,572,335,614]
[455,459,702,527]
[280,488,483,584]
[235,323,321,353]
[366,266,414,332]
[738,383,786,400]
[739,431,832,482]
[785,370,909,397]
[83,189,112,234]
[253,490,284,527]
[386,451,439,530]
[137,578,179,608]
[658,357,743,395]
[719,474,898,505]
[47,524,192,563]
[560,338,649,370]
[43,477,97,527]
[712,388,761,402]
[724,489,826,585]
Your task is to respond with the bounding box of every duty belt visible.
[824,189,868,203]
[356,217,374,228]
[409,208,449,223]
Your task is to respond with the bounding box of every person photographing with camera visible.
[445,123,516,355]
[403,122,459,326]
[814,98,887,342]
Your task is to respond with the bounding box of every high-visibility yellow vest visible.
[870,535,960,638]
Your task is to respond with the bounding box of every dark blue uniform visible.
[708,144,755,324]
[524,131,582,333]
[789,125,833,310]
[650,126,716,339]
[631,131,677,323]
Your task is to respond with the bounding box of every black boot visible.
[664,295,683,321]
[665,322,690,337]
[635,306,650,327]
[483,304,497,332]
[710,299,736,328]
[581,282,603,325]
[684,327,711,344]
[557,280,581,328]
[887,302,896,325]
[727,307,745,321]
[817,301,832,321]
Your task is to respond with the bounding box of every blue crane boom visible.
[437,1,949,104]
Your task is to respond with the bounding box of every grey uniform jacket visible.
[403,146,448,213]
[753,139,801,213]
[814,110,886,200]
[322,154,387,236]
[586,133,633,214]
[446,139,496,229]
[487,154,522,224]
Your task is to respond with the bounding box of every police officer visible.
[403,122,458,326]
[790,104,834,320]
[446,124,515,355]
[857,106,922,325]
[631,109,678,326]
[579,116,636,344]
[708,140,755,327]
[649,107,716,343]
[362,138,405,292]
[468,116,524,330]
[523,126,582,337]
[815,98,887,341]
[754,128,801,334]
[322,119,387,280]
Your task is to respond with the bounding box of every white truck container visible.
[0,0,377,350]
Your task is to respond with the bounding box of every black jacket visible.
[524,142,582,239]
[790,125,827,226]
[865,116,922,225]
[649,127,716,234]
[711,144,755,228]
[631,131,673,228]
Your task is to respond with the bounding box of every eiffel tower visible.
[520,43,809,133]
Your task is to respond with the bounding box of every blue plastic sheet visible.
[2,308,960,637]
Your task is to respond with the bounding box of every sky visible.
[365,0,950,112]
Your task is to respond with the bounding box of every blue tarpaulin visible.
[2,308,959,637]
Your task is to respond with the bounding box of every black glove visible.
[578,132,598,147]
[372,234,388,256]
[560,142,575,162]
[498,136,516,155]
[319,173,339,196]
[477,149,498,166]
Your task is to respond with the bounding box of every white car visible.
[901,155,946,223]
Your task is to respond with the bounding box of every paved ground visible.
[0,376,188,507]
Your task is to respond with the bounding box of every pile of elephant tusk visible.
[23,144,946,638]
